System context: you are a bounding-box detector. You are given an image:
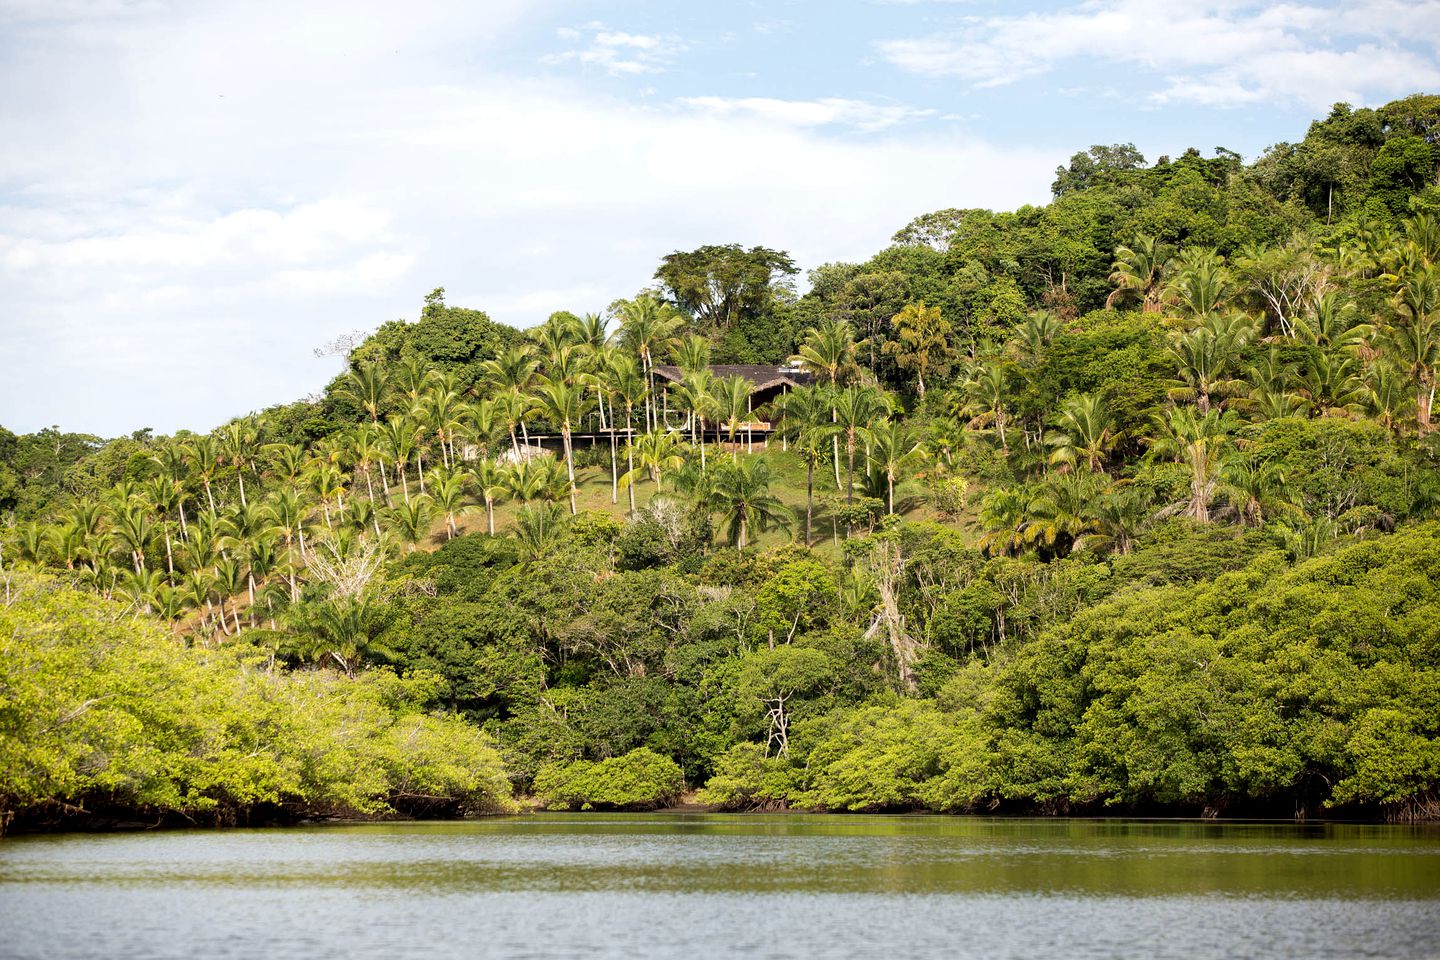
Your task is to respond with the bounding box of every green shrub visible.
[532,747,685,810]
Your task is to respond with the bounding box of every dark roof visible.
[651,364,815,392]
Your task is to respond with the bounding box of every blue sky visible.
[2,0,1437,436]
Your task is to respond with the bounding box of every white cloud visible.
[541,22,688,76]
[876,0,1440,107]
[0,2,1051,436]
[679,96,936,132]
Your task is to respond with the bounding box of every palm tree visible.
[1021,470,1104,556]
[676,368,719,468]
[1218,453,1293,527]
[617,294,680,431]
[286,593,394,677]
[481,344,541,452]
[792,318,859,487]
[1149,407,1238,523]
[469,459,508,535]
[1380,308,1439,431]
[348,426,385,519]
[953,360,1014,452]
[620,429,688,497]
[427,468,470,539]
[532,374,590,514]
[379,416,417,503]
[149,444,191,541]
[1075,484,1153,555]
[711,375,752,451]
[513,502,568,562]
[824,385,889,504]
[775,385,831,544]
[1045,393,1121,472]
[462,397,503,463]
[1295,347,1365,417]
[219,419,259,508]
[1107,235,1171,312]
[709,458,791,549]
[883,301,954,397]
[609,355,649,511]
[976,486,1040,557]
[395,356,438,404]
[1167,313,1255,412]
[1362,360,1416,435]
[112,502,153,575]
[341,360,390,424]
[385,495,436,551]
[1011,311,1062,367]
[673,333,711,374]
[213,554,247,634]
[264,488,309,600]
[143,475,182,574]
[867,418,918,515]
[184,435,222,515]
[1166,248,1234,321]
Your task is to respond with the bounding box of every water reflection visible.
[2,815,1437,960]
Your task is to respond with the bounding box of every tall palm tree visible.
[1218,454,1293,528]
[617,294,681,431]
[1167,313,1255,412]
[219,419,260,508]
[532,374,590,514]
[792,318,859,487]
[609,355,649,512]
[824,385,890,503]
[867,418,918,515]
[1045,393,1121,472]
[481,344,540,451]
[673,333,711,374]
[1295,347,1366,417]
[112,502,153,575]
[1362,360,1416,435]
[143,475,182,574]
[775,385,831,544]
[379,416,418,504]
[149,444,191,541]
[1074,484,1153,556]
[427,468,470,539]
[709,458,791,549]
[264,488,309,601]
[469,459,508,535]
[1380,309,1439,431]
[184,435,222,515]
[953,360,1014,452]
[395,356,438,404]
[711,375,752,451]
[462,397,503,463]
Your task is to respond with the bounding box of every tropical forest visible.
[5,94,1440,831]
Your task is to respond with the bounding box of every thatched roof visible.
[651,364,815,392]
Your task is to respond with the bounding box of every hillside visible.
[3,94,1440,828]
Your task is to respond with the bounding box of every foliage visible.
[532,748,685,811]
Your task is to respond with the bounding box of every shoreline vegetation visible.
[5,94,1440,833]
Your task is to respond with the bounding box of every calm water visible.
[1,815,1438,959]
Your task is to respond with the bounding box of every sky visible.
[2,0,1437,437]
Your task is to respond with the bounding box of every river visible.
[1,815,1437,959]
